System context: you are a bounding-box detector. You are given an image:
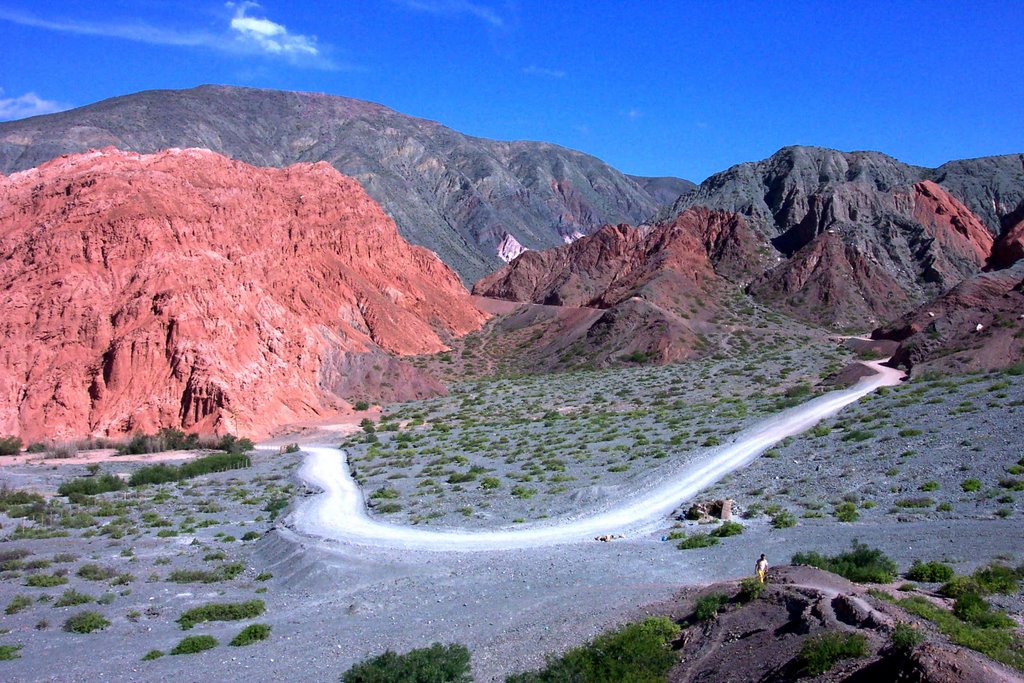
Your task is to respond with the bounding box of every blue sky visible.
[1,1,1021,182]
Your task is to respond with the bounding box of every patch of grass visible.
[342,642,472,683]
[709,521,743,537]
[506,617,680,683]
[797,632,868,676]
[0,435,23,455]
[129,452,251,486]
[170,635,218,655]
[791,541,897,583]
[76,564,115,581]
[890,622,924,654]
[141,649,164,661]
[177,600,265,629]
[737,577,764,603]
[166,563,244,584]
[906,561,954,583]
[833,502,860,522]
[772,510,796,529]
[63,610,110,634]
[898,596,1024,671]
[230,623,271,646]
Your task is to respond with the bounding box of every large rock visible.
[0,85,689,283]
[0,148,486,441]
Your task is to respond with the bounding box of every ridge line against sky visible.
[1,1,1022,181]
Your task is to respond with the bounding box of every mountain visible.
[473,208,768,363]
[661,146,1016,328]
[0,85,689,283]
[0,148,486,442]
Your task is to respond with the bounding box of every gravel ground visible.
[0,366,1021,682]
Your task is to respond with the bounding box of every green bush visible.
[961,478,982,492]
[171,635,218,655]
[77,563,116,581]
[63,610,110,633]
[709,521,744,537]
[130,452,251,486]
[5,595,32,614]
[0,644,23,661]
[54,589,94,607]
[953,593,1015,629]
[230,623,271,646]
[0,435,23,455]
[342,642,472,683]
[906,561,954,583]
[772,510,797,528]
[57,473,126,497]
[480,477,501,490]
[241,531,261,541]
[791,541,898,583]
[354,401,371,411]
[890,622,924,654]
[694,593,728,621]
[737,577,764,603]
[797,632,868,676]
[897,596,1024,670]
[676,533,718,550]
[142,649,165,661]
[25,573,68,588]
[972,563,1024,594]
[506,617,681,683]
[834,502,860,522]
[177,599,265,629]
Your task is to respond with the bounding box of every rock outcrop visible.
[0,85,690,283]
[662,146,1013,327]
[0,148,486,441]
[873,262,1024,373]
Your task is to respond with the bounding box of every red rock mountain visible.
[0,148,486,441]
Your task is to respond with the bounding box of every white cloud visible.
[522,65,566,79]
[395,0,505,27]
[0,89,67,121]
[0,4,337,69]
[228,2,319,57]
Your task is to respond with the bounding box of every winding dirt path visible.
[288,361,904,552]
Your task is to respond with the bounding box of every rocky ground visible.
[0,364,1021,681]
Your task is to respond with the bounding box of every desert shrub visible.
[961,478,982,492]
[57,473,126,497]
[0,643,23,660]
[370,487,400,500]
[167,562,244,584]
[798,632,867,676]
[282,443,301,453]
[171,635,218,655]
[25,573,68,588]
[54,589,94,607]
[142,649,164,661]
[5,595,32,614]
[241,531,260,541]
[255,572,273,581]
[0,435,23,455]
[906,561,954,583]
[77,563,116,581]
[505,617,680,683]
[833,502,860,522]
[130,452,250,486]
[63,610,110,633]
[772,510,797,528]
[972,563,1024,594]
[710,521,744,537]
[889,622,924,654]
[480,477,501,490]
[230,623,271,646]
[737,577,764,603]
[342,642,472,683]
[694,593,728,621]
[791,541,897,583]
[953,593,1015,629]
[177,599,265,629]
[354,401,370,411]
[676,532,718,550]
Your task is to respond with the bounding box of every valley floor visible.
[0,361,1022,681]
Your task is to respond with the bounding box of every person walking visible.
[755,553,768,584]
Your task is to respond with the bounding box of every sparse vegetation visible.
[170,635,218,655]
[342,643,472,683]
[791,541,897,583]
[694,593,728,621]
[906,561,954,583]
[63,610,110,634]
[797,632,867,676]
[230,623,271,646]
[177,600,265,629]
